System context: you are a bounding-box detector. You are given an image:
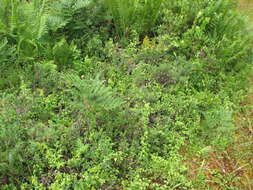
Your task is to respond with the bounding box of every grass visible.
[184,1,253,189]
[184,89,253,189]
[238,0,253,20]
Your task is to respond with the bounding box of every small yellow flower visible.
[142,36,154,49]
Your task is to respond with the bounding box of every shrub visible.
[0,0,252,189]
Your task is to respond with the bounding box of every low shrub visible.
[0,0,252,189]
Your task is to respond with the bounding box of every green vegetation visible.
[239,0,253,21]
[0,0,252,189]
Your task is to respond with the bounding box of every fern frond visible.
[48,0,92,31]
[0,38,8,50]
[104,0,163,37]
[74,0,91,10]
[0,37,16,61]
[65,74,122,110]
[0,0,51,58]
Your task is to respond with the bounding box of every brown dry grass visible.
[238,0,253,21]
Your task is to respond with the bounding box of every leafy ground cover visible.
[184,79,253,190]
[0,0,252,189]
[183,1,253,189]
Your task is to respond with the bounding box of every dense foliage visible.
[0,0,252,189]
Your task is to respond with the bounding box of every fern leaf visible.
[65,74,122,110]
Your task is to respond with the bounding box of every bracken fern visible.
[65,74,122,110]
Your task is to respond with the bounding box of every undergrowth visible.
[0,0,252,189]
